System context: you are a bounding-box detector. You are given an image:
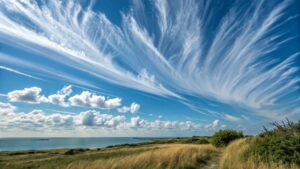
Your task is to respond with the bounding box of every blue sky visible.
[0,0,299,137]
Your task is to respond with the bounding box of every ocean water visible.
[0,137,152,152]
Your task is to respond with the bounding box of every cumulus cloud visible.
[0,102,16,116]
[0,102,224,131]
[47,85,72,107]
[76,110,125,127]
[0,104,74,129]
[7,87,47,104]
[117,102,140,113]
[130,116,145,127]
[6,86,128,110]
[68,91,122,109]
[7,86,72,106]
[204,120,226,129]
[212,120,220,128]
[0,104,124,129]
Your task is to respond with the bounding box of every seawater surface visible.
[0,137,152,151]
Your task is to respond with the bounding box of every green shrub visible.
[195,138,209,144]
[210,130,243,147]
[249,119,300,166]
[64,149,75,155]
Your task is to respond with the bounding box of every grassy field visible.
[0,138,299,169]
[0,143,219,169]
[1,121,299,169]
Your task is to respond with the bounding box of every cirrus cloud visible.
[0,0,298,121]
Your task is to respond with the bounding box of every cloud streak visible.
[0,66,41,80]
[0,0,299,119]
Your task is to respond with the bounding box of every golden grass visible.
[0,144,218,169]
[5,138,298,169]
[220,138,300,169]
[66,144,218,169]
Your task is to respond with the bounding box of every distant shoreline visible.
[0,136,210,152]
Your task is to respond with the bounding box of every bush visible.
[181,137,209,144]
[210,130,243,147]
[64,149,75,155]
[195,138,209,144]
[248,119,300,166]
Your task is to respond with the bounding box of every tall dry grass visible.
[220,138,299,169]
[66,144,218,169]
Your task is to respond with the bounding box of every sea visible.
[0,137,153,152]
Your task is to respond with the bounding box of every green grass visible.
[0,145,158,169]
[104,136,210,148]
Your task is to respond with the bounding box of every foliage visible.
[220,138,299,169]
[64,149,75,155]
[146,136,210,145]
[210,129,243,147]
[248,119,300,166]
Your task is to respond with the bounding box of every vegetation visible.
[104,137,210,149]
[151,136,209,145]
[1,120,299,169]
[220,138,299,169]
[0,144,218,169]
[248,120,300,165]
[220,120,300,169]
[210,129,243,147]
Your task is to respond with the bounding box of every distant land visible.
[1,120,299,169]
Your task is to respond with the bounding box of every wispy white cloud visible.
[222,114,241,122]
[0,66,41,80]
[0,0,298,119]
[0,93,7,97]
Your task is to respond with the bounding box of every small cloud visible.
[7,87,47,104]
[212,120,220,128]
[204,119,222,129]
[117,102,140,113]
[130,116,145,128]
[241,115,249,120]
[47,85,72,107]
[68,91,122,109]
[223,113,241,122]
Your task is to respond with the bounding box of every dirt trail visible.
[204,153,222,169]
